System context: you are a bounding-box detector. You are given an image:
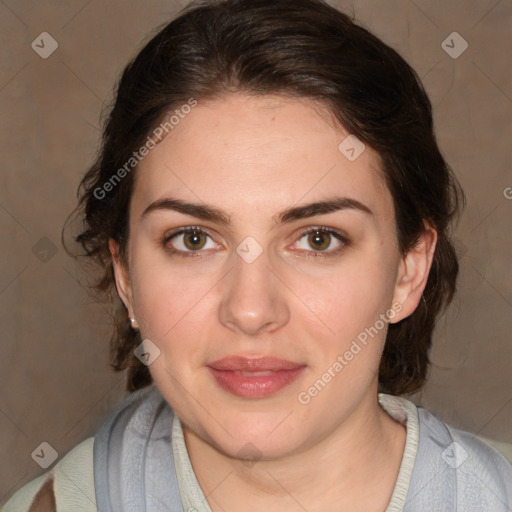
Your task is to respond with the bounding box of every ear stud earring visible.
[129,317,139,331]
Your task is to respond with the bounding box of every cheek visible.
[128,244,212,340]
[299,253,397,336]
[297,268,396,395]
[298,259,398,396]
[135,274,211,340]
[130,265,210,395]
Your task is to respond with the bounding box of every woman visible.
[4,0,511,510]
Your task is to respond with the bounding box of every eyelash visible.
[162,226,349,259]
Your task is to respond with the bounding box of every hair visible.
[64,0,464,395]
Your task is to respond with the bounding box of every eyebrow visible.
[141,196,373,227]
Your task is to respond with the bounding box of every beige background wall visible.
[1,0,511,503]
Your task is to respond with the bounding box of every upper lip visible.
[207,356,305,371]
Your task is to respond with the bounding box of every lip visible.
[207,356,306,398]
[207,355,305,371]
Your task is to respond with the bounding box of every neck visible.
[182,388,407,512]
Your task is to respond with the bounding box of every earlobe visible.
[390,226,437,323]
[108,238,135,317]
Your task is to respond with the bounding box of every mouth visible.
[206,355,307,398]
[207,355,305,372]
[231,370,278,376]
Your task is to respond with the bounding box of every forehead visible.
[131,93,393,225]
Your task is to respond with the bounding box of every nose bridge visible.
[218,237,289,335]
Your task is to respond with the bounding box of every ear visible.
[108,238,135,318]
[390,225,437,323]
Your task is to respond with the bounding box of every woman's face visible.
[111,93,427,460]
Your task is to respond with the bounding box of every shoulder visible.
[2,437,96,512]
[414,405,512,507]
[447,422,512,486]
[3,387,165,512]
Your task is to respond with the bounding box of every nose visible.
[218,244,290,336]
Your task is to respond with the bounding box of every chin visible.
[221,434,302,462]
[201,412,308,460]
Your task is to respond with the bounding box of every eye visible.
[163,226,218,256]
[162,226,349,258]
[292,227,348,257]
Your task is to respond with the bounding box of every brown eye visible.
[183,230,207,250]
[293,227,348,257]
[307,230,331,251]
[163,227,217,256]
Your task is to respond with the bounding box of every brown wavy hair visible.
[63,0,464,395]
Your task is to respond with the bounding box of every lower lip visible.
[207,367,306,398]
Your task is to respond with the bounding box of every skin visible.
[110,93,437,511]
